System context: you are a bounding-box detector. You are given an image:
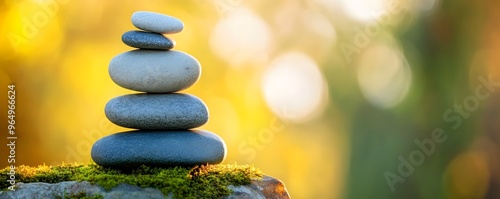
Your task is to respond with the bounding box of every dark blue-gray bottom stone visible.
[91,130,227,168]
[122,30,175,50]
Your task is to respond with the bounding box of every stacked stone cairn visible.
[91,11,227,169]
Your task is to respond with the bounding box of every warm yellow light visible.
[0,70,12,85]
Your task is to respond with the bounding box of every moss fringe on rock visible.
[0,163,263,199]
[55,191,104,199]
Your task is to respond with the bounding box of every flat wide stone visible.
[105,93,208,130]
[109,50,201,93]
[91,130,227,168]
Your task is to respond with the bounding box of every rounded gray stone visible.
[109,50,200,93]
[105,93,208,130]
[131,11,184,34]
[91,130,227,168]
[122,30,175,50]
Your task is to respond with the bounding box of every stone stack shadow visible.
[91,11,227,169]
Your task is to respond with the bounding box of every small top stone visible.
[131,11,184,34]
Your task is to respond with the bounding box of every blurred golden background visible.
[1,0,500,198]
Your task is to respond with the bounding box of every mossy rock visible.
[0,163,271,199]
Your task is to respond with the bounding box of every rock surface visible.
[0,176,290,199]
[91,130,226,168]
[225,176,291,199]
[122,30,175,50]
[109,50,201,93]
[132,11,184,34]
[105,93,208,130]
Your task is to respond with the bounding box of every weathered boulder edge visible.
[0,175,291,199]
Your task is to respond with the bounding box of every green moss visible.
[0,163,263,199]
[55,191,103,199]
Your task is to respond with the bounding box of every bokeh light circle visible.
[262,52,328,122]
[444,151,490,199]
[340,0,388,22]
[357,44,412,108]
[210,8,273,67]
